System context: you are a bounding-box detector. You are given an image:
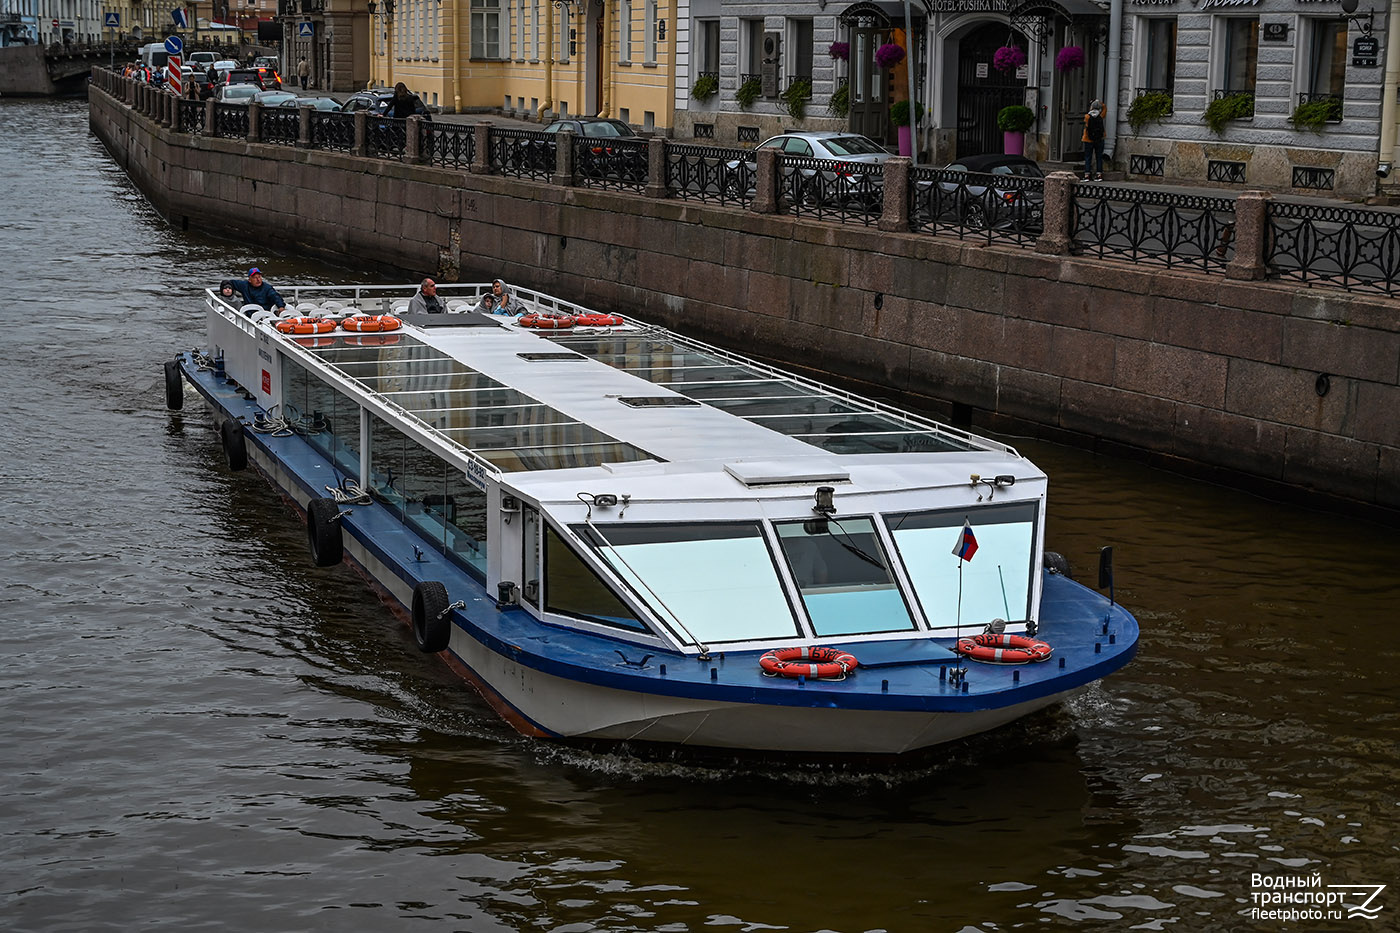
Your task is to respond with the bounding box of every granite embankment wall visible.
[0,46,56,96]
[88,83,1400,519]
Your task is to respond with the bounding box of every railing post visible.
[247,101,261,143]
[297,104,313,148]
[1225,190,1270,280]
[353,110,368,157]
[204,98,217,137]
[406,115,423,163]
[471,121,491,173]
[1035,170,1077,255]
[645,136,667,198]
[750,147,779,214]
[552,128,575,186]
[879,156,911,232]
[164,93,175,128]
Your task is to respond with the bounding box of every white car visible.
[726,132,892,208]
[216,83,259,104]
[187,51,218,70]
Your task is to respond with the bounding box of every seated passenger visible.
[224,267,286,315]
[407,277,446,314]
[472,278,526,315]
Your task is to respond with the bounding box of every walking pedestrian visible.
[1082,99,1107,181]
[297,56,309,91]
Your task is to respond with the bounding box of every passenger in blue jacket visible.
[221,267,286,315]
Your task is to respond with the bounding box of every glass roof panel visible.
[682,382,831,401]
[794,431,966,454]
[475,442,658,473]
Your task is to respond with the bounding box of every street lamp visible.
[1340,0,1374,36]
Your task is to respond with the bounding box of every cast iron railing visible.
[212,102,248,139]
[310,111,354,152]
[176,98,205,134]
[666,143,754,207]
[368,116,407,161]
[574,136,649,191]
[259,107,300,146]
[1267,201,1400,296]
[421,120,475,169]
[909,166,1045,246]
[1072,184,1236,273]
[490,128,556,178]
[779,157,884,226]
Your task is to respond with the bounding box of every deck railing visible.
[98,67,1400,294]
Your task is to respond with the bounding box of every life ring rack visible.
[274,316,337,335]
[759,646,859,680]
[341,314,403,333]
[955,633,1053,664]
[518,312,576,330]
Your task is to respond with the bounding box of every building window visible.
[1142,17,1176,94]
[742,18,764,77]
[786,17,813,84]
[620,0,633,63]
[1307,18,1347,98]
[1221,17,1259,94]
[698,18,719,74]
[530,0,539,59]
[558,6,569,62]
[471,0,501,59]
[644,0,657,64]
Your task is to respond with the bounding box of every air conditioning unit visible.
[760,31,781,98]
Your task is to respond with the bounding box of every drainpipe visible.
[1381,0,1400,174]
[452,0,462,113]
[600,0,612,117]
[1105,0,1122,158]
[541,1,554,119]
[903,0,918,166]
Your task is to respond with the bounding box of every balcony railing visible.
[1295,92,1343,122]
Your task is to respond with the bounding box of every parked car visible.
[278,96,343,112]
[342,88,431,118]
[187,51,218,70]
[215,83,260,104]
[726,132,892,207]
[223,68,267,89]
[541,117,645,180]
[210,60,238,76]
[251,89,299,107]
[921,153,1045,232]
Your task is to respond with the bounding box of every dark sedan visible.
[918,153,1046,232]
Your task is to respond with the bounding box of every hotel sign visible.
[928,0,1012,11]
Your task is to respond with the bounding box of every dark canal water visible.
[2,99,1397,933]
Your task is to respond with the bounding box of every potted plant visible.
[827,80,850,118]
[781,78,812,122]
[889,99,924,157]
[1126,90,1173,135]
[875,43,906,70]
[1288,96,1343,132]
[996,104,1035,156]
[1202,92,1254,136]
[828,41,849,62]
[1055,46,1085,72]
[735,75,761,110]
[993,46,1026,74]
[690,73,718,103]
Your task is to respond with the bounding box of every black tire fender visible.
[306,497,343,567]
[220,418,247,471]
[412,581,451,653]
[1044,551,1073,580]
[164,359,184,411]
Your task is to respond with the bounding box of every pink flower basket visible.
[875,43,906,70]
[993,46,1027,73]
[1055,46,1085,72]
[828,42,849,61]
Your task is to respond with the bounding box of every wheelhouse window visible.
[1142,17,1176,94]
[773,517,915,637]
[545,524,646,630]
[1220,17,1259,94]
[884,503,1037,631]
[576,522,800,644]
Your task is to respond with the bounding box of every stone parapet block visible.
[645,137,667,199]
[751,147,779,214]
[879,157,911,232]
[1226,190,1270,281]
[1036,171,1077,255]
[471,122,491,174]
[551,128,574,186]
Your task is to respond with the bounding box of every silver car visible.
[729,132,892,208]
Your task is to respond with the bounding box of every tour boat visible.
[168,283,1139,756]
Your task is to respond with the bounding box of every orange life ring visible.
[291,335,337,348]
[275,317,337,335]
[342,333,402,348]
[759,646,859,680]
[341,315,404,333]
[573,313,625,327]
[518,312,576,330]
[955,633,1053,664]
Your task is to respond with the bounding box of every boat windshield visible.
[883,502,1038,630]
[577,522,800,645]
[773,518,916,637]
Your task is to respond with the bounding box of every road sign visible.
[164,35,183,56]
[297,22,314,38]
[104,12,120,28]
[167,55,182,95]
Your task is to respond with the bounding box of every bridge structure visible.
[0,44,133,96]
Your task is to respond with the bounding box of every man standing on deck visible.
[221,268,286,315]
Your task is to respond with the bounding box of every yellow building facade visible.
[365,0,675,132]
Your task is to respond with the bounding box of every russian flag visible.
[171,8,189,28]
[952,520,978,562]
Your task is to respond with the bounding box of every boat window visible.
[368,414,488,580]
[521,505,541,608]
[884,503,1038,631]
[575,522,800,644]
[545,524,647,631]
[282,358,361,480]
[773,518,916,637]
